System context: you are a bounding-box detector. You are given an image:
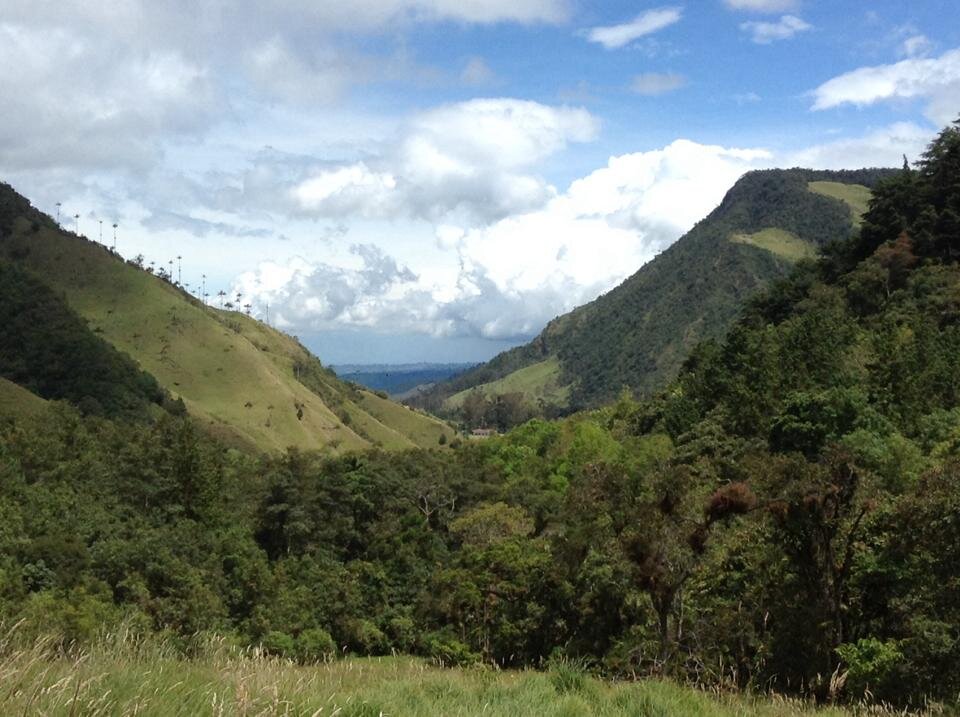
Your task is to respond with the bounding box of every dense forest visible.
[2,120,960,709]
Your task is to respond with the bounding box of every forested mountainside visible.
[413,167,897,425]
[1,120,959,709]
[0,185,453,452]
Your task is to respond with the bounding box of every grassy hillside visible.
[731,228,817,262]
[808,181,872,225]
[0,260,168,421]
[0,377,47,420]
[0,185,453,453]
[413,168,896,417]
[445,356,570,410]
[2,637,911,716]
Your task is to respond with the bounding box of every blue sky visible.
[1,0,957,364]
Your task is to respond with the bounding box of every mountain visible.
[0,183,454,452]
[412,167,898,419]
[334,363,475,397]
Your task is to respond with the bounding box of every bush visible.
[836,638,903,699]
[421,630,480,666]
[260,630,296,658]
[297,628,336,662]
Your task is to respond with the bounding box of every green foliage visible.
[0,261,166,419]
[4,123,960,710]
[0,183,453,452]
[414,168,895,416]
[836,638,903,698]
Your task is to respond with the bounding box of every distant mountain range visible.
[409,167,898,418]
[334,363,476,398]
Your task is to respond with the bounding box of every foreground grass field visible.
[0,633,933,717]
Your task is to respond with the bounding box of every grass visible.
[445,357,570,411]
[0,377,47,420]
[808,182,873,226]
[0,219,447,454]
[0,631,928,717]
[730,228,818,262]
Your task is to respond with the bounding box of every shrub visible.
[297,628,336,662]
[260,630,296,658]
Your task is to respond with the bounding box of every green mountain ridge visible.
[0,183,454,452]
[412,168,898,420]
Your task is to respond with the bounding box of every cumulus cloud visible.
[0,0,569,180]
[723,0,799,12]
[812,48,960,125]
[586,7,682,49]
[630,72,687,95]
[740,15,811,44]
[237,139,771,340]
[0,22,216,174]
[283,98,600,225]
[233,245,419,331]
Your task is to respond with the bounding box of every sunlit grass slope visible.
[0,377,47,420]
[808,182,873,226]
[0,216,451,453]
[445,357,570,410]
[730,228,818,262]
[0,636,915,717]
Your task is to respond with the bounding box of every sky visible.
[1,1,958,365]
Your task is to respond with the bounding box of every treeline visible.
[1,121,960,708]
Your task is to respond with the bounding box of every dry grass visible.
[0,626,940,717]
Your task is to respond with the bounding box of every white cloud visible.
[724,0,799,12]
[246,37,361,105]
[812,48,960,125]
[283,98,600,225]
[741,15,811,44]
[0,22,216,174]
[292,164,399,217]
[586,7,682,50]
[0,0,569,179]
[900,34,934,59]
[785,122,933,170]
[233,244,419,331]
[631,72,687,96]
[239,139,771,340]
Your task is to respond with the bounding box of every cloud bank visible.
[236,139,772,340]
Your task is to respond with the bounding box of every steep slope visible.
[0,259,169,420]
[415,168,896,416]
[0,377,48,420]
[0,184,453,453]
